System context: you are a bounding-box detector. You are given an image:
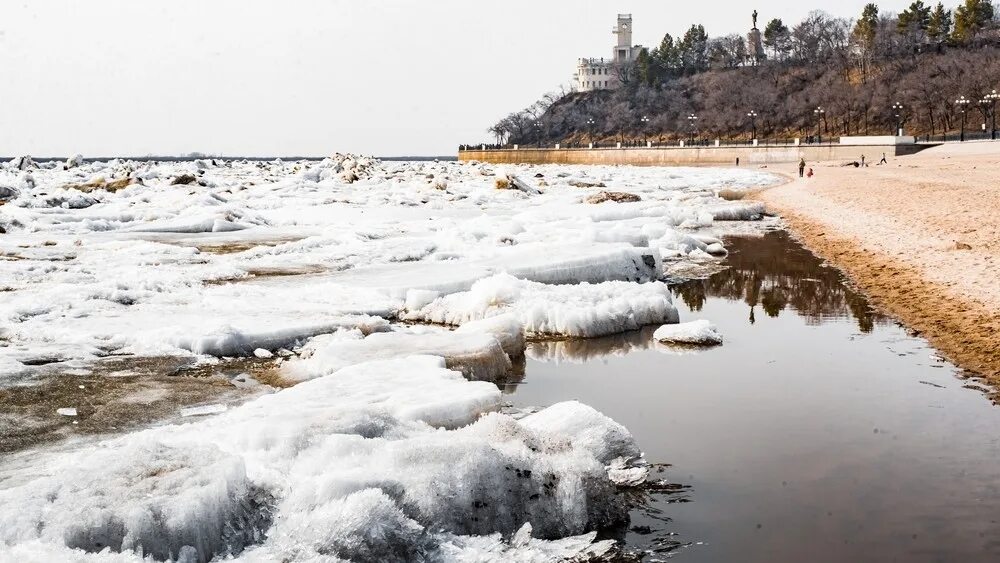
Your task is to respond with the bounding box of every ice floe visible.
[653,319,724,345]
[0,155,777,560]
[0,356,644,561]
[404,273,679,338]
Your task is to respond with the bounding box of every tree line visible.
[487,1,1000,145]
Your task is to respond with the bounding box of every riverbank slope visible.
[757,142,1000,390]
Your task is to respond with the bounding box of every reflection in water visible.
[525,326,660,365]
[672,231,885,332]
[512,231,1000,563]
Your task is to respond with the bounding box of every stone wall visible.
[458,143,935,167]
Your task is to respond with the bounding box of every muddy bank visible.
[756,144,1000,392]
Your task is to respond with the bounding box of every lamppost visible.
[982,89,999,140]
[586,117,596,147]
[956,96,971,141]
[534,120,542,148]
[687,113,698,145]
[891,102,904,136]
[640,115,650,145]
[747,110,758,143]
[813,106,825,144]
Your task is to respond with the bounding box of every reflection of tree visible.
[671,231,885,332]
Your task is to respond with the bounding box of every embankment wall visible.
[458,143,933,166]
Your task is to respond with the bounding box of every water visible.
[510,231,1000,563]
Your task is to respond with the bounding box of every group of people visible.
[797,151,888,178]
[859,153,889,167]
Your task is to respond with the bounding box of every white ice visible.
[0,356,644,561]
[653,319,724,345]
[0,155,776,560]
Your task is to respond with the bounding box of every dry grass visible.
[64,177,135,193]
[584,191,642,204]
[494,177,511,189]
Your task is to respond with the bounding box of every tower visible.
[613,14,634,62]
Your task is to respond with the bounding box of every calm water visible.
[510,231,1000,563]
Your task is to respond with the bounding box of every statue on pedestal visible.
[747,10,765,65]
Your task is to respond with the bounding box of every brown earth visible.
[755,142,1000,397]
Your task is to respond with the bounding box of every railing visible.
[459,133,1000,151]
[916,131,998,143]
[459,138,840,151]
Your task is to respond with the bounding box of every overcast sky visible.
[1,0,914,157]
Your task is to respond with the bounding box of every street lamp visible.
[533,120,542,148]
[586,117,596,146]
[747,110,758,143]
[891,102,904,136]
[640,115,650,145]
[687,113,699,145]
[982,90,999,140]
[956,96,971,141]
[813,106,825,144]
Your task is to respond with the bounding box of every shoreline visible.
[754,144,1000,397]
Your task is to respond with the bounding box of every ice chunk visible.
[169,316,388,357]
[56,407,77,417]
[405,273,679,338]
[65,154,84,169]
[180,403,229,417]
[322,242,662,300]
[252,348,273,359]
[709,201,766,221]
[454,312,526,359]
[285,330,512,383]
[521,400,645,474]
[0,442,270,561]
[653,319,723,345]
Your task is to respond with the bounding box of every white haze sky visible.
[1,0,914,157]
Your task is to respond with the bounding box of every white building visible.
[574,14,643,92]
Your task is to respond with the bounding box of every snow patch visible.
[653,319,723,345]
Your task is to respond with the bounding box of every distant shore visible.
[757,142,1000,394]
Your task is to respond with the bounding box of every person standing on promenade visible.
[799,158,806,178]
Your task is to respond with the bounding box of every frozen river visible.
[1,156,994,562]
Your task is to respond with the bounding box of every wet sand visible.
[757,142,1000,390]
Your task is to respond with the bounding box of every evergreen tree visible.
[652,33,680,79]
[953,0,994,43]
[853,3,880,81]
[636,48,654,86]
[898,1,932,35]
[763,18,792,61]
[677,24,709,74]
[927,2,953,42]
[853,3,880,49]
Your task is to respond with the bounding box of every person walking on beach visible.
[799,158,806,178]
[879,152,888,165]
[861,154,866,167]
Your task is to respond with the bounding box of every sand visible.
[757,142,1000,389]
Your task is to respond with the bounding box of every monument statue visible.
[747,10,764,66]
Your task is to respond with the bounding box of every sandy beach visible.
[758,142,1000,391]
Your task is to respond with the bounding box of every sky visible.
[1,0,916,157]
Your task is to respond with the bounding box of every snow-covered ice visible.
[404,273,680,338]
[0,155,776,560]
[653,319,724,345]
